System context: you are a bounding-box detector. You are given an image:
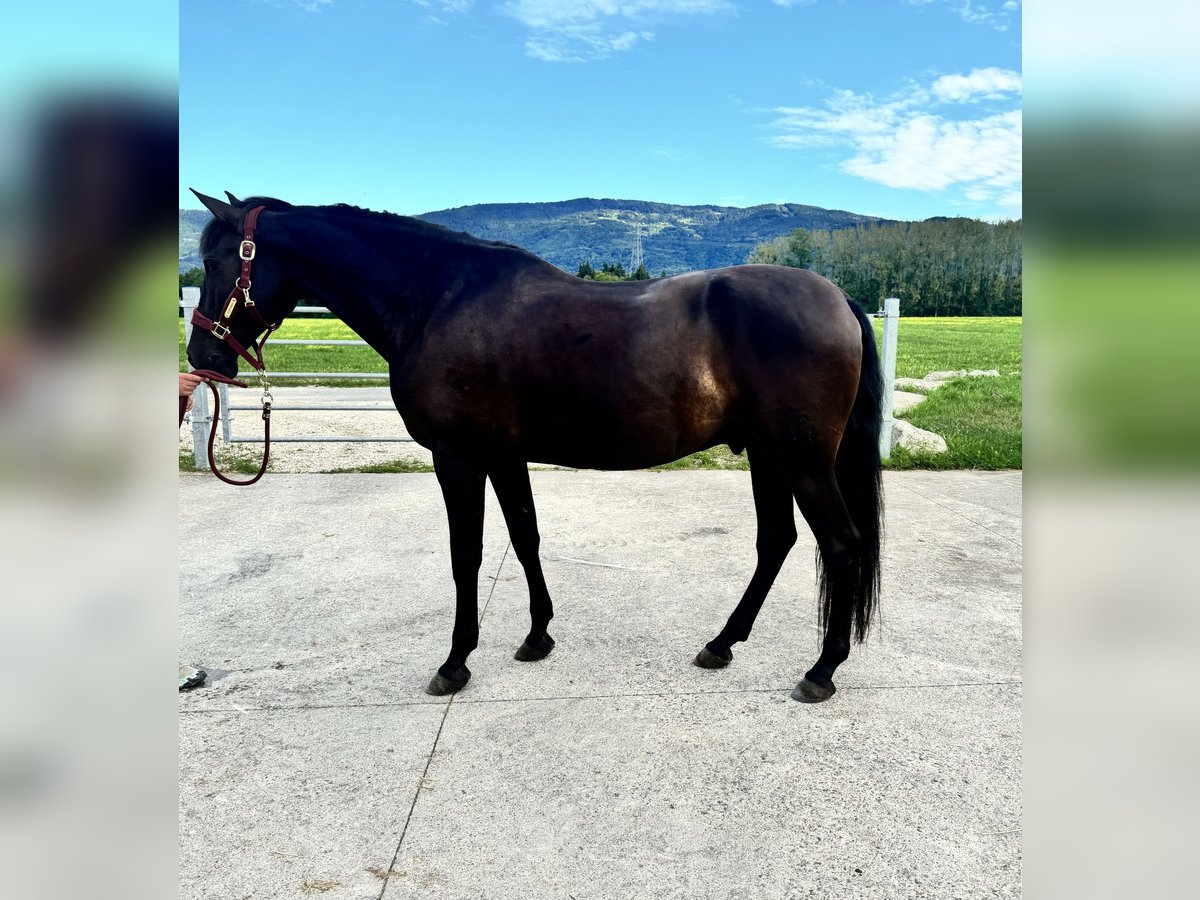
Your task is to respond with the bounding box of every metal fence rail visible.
[180,288,411,468]
[180,287,900,466]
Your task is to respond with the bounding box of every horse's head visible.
[186,190,301,378]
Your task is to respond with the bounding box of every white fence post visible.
[219,383,232,443]
[180,287,210,470]
[878,297,900,460]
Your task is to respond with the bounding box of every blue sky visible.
[181,1,1022,221]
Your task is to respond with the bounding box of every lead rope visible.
[182,369,273,486]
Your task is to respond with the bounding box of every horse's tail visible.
[819,296,884,643]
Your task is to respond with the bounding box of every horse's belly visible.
[516,402,730,470]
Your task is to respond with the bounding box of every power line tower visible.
[629,221,644,273]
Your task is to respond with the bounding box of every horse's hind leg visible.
[489,459,556,662]
[426,451,487,696]
[789,472,863,703]
[694,445,797,668]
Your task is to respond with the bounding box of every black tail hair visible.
[818,296,884,644]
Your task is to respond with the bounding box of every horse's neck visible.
[279,216,461,359]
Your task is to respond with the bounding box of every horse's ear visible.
[224,191,243,206]
[190,189,241,227]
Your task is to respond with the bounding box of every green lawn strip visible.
[324,459,435,474]
[179,447,266,475]
[888,373,1022,470]
[650,446,749,471]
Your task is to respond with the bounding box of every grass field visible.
[180,314,1022,470]
[180,319,386,386]
[872,316,1021,379]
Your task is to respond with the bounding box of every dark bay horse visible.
[186,192,883,703]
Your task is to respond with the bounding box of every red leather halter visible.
[186,205,275,486]
[190,206,277,372]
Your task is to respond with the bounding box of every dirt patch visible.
[299,878,340,894]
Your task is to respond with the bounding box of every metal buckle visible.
[239,240,257,260]
[260,375,273,419]
[211,323,229,340]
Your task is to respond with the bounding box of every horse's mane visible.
[199,195,532,260]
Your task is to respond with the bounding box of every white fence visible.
[180,287,899,467]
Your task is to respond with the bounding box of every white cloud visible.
[504,0,732,61]
[524,27,653,62]
[411,0,474,11]
[505,0,731,29]
[843,110,1022,191]
[411,0,473,26]
[905,0,1019,31]
[767,73,1022,215]
[932,67,1022,102]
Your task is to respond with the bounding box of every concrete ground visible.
[180,469,1021,900]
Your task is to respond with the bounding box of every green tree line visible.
[747,218,1022,315]
[180,267,204,290]
[576,260,653,281]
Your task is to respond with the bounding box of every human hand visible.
[179,371,207,397]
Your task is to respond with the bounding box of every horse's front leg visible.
[426,451,487,696]
[489,458,556,661]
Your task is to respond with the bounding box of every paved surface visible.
[180,470,1021,899]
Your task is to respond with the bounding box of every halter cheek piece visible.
[186,205,276,486]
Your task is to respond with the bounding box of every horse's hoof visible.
[425,667,470,696]
[514,633,555,662]
[693,646,732,669]
[791,677,836,703]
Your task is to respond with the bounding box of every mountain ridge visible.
[179,196,894,274]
